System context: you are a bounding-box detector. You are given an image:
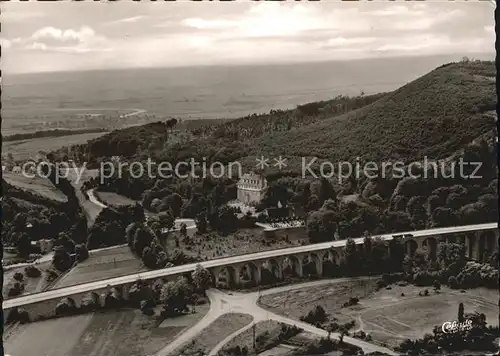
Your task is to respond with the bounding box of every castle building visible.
[237,172,267,204]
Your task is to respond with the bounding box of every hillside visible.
[59,60,495,174]
[250,60,495,163]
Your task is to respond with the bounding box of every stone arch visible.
[239,262,261,287]
[466,233,476,259]
[485,231,496,257]
[216,266,238,289]
[261,259,282,284]
[301,254,315,276]
[283,255,302,278]
[404,240,418,256]
[322,249,340,277]
[422,237,438,260]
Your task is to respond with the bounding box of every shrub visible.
[25,265,42,278]
[81,292,100,312]
[55,297,78,316]
[7,307,30,324]
[8,282,24,297]
[13,272,24,282]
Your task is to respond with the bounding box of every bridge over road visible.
[4,222,497,321]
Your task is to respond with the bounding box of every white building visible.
[237,172,267,204]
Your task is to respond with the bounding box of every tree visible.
[180,223,187,239]
[13,272,24,282]
[191,264,213,293]
[339,325,349,343]
[126,222,138,247]
[307,209,341,243]
[195,212,208,234]
[133,225,155,255]
[52,245,73,272]
[458,302,465,322]
[318,178,336,204]
[142,245,158,269]
[160,276,192,316]
[75,244,89,262]
[343,238,359,276]
[433,280,441,291]
[16,232,31,258]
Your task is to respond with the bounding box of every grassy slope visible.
[249,61,495,163]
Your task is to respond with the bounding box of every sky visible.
[0,1,495,74]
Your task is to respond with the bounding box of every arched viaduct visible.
[4,223,498,322]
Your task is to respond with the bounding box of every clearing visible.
[259,279,498,349]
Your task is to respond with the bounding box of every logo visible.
[442,319,473,334]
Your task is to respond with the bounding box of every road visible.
[157,279,398,356]
[4,222,497,310]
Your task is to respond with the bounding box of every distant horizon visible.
[4,51,495,77]
[1,2,493,74]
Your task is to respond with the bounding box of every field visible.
[2,132,106,160]
[3,172,67,202]
[177,313,254,356]
[94,191,137,206]
[259,280,499,349]
[52,245,146,289]
[4,306,210,356]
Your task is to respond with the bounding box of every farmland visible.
[2,132,106,160]
[3,172,67,202]
[259,280,499,349]
[52,245,146,289]
[4,306,210,356]
[94,191,137,207]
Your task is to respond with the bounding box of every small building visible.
[237,172,267,204]
[35,239,54,254]
[265,201,293,219]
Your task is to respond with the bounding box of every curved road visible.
[4,222,497,310]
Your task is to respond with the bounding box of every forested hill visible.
[55,60,495,173]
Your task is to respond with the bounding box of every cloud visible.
[32,26,97,45]
[106,16,146,26]
[10,26,112,53]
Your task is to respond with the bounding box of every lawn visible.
[177,313,254,356]
[4,307,210,356]
[51,245,146,289]
[3,172,67,202]
[3,261,53,299]
[259,279,499,349]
